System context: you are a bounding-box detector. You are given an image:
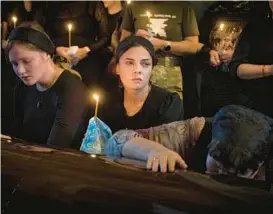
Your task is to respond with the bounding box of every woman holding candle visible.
[101,36,184,133]
[37,1,110,87]
[6,24,88,148]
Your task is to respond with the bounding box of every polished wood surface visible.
[2,140,273,214]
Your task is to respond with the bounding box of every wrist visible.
[163,40,171,51]
[263,65,273,77]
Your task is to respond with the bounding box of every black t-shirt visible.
[17,70,88,148]
[121,1,199,58]
[101,85,184,133]
[108,11,122,37]
[230,8,273,117]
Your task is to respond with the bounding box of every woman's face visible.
[205,154,263,179]
[116,46,153,91]
[9,43,48,86]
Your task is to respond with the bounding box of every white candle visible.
[12,16,17,28]
[67,23,73,47]
[93,94,100,118]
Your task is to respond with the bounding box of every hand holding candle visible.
[93,94,100,118]
[12,16,17,28]
[67,23,73,47]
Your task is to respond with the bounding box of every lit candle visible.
[146,11,153,38]
[12,16,17,28]
[93,94,99,118]
[90,154,96,158]
[127,0,131,4]
[67,23,73,47]
[219,23,225,31]
[146,11,151,18]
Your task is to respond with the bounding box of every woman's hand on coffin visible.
[146,149,188,173]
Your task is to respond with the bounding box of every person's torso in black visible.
[20,71,86,146]
[101,85,183,133]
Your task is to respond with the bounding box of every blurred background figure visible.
[230,1,273,118]
[188,1,253,117]
[100,0,125,91]
[37,1,109,89]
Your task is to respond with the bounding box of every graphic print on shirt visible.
[140,13,177,39]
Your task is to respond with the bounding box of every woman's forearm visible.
[237,64,273,79]
[169,40,204,56]
[122,137,169,161]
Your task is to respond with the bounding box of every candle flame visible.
[127,0,131,4]
[146,11,151,18]
[93,94,99,102]
[67,23,73,31]
[219,23,224,31]
[90,154,96,158]
[12,16,17,23]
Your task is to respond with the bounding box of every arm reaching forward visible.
[105,117,205,172]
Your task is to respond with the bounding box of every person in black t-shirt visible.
[5,24,88,148]
[96,1,125,92]
[102,0,124,51]
[101,36,183,133]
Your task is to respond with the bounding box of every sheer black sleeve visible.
[87,2,110,52]
[46,72,88,148]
